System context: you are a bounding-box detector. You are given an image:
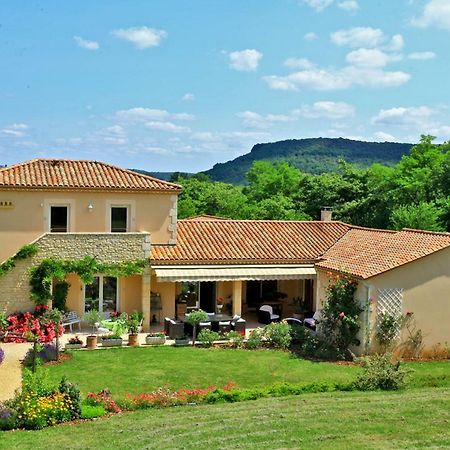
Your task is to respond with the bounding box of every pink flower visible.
[339,312,345,318]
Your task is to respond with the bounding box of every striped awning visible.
[152,265,316,282]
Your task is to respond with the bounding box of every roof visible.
[0,159,181,192]
[152,218,351,265]
[316,227,450,279]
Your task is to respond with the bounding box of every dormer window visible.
[50,206,69,232]
[111,206,128,232]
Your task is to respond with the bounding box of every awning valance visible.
[152,265,316,282]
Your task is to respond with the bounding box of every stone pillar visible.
[232,280,242,316]
[141,268,151,332]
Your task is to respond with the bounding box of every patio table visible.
[179,314,233,332]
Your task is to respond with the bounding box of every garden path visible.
[0,342,31,401]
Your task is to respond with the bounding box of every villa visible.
[1,158,450,353]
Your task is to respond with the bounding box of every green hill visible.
[202,137,413,184]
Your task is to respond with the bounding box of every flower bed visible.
[4,305,63,343]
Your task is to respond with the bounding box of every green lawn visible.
[47,347,358,396]
[46,346,450,397]
[2,388,450,449]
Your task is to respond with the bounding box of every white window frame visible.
[43,199,75,233]
[106,200,135,232]
[83,275,120,316]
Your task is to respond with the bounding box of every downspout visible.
[363,283,373,355]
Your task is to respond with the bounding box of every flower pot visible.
[145,336,166,345]
[86,335,97,349]
[65,343,83,350]
[174,338,190,346]
[101,338,123,347]
[128,334,139,347]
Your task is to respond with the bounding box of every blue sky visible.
[0,0,449,172]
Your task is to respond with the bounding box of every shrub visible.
[85,390,122,413]
[186,310,209,346]
[22,343,57,368]
[80,404,107,419]
[59,376,82,419]
[263,321,292,349]
[226,331,245,348]
[245,328,264,349]
[22,367,57,397]
[376,311,400,351]
[354,353,408,391]
[52,281,70,311]
[0,403,17,431]
[197,329,221,347]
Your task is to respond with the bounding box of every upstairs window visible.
[111,206,128,232]
[50,206,68,232]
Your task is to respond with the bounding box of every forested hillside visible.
[203,137,413,184]
[173,136,450,233]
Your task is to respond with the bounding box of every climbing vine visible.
[0,244,39,276]
[29,256,148,305]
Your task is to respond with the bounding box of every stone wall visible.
[0,232,151,314]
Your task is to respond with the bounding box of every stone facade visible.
[0,232,151,314]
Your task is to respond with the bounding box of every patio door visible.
[84,276,118,315]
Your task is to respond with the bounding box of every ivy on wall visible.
[0,244,39,276]
[29,256,148,305]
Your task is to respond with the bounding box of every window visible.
[111,206,128,232]
[50,206,68,232]
[84,276,118,315]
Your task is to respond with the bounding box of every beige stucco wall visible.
[0,189,176,262]
[368,247,450,352]
[151,276,176,320]
[0,232,150,314]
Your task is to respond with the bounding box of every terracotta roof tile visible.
[316,227,450,279]
[0,159,181,192]
[152,218,351,264]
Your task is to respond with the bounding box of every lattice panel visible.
[377,288,403,335]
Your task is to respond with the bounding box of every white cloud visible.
[408,51,436,60]
[293,101,355,119]
[182,93,195,101]
[145,121,191,133]
[0,123,28,138]
[385,34,404,52]
[73,36,99,51]
[264,65,410,91]
[116,107,194,122]
[412,0,450,30]
[304,32,318,41]
[236,111,295,128]
[330,27,385,48]
[346,48,399,68]
[302,0,334,11]
[228,49,263,71]
[373,131,399,142]
[111,26,167,49]
[284,57,315,70]
[372,106,435,127]
[337,1,359,11]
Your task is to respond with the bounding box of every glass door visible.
[84,276,118,315]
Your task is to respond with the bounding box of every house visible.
[1,158,449,354]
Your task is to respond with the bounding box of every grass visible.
[2,388,449,449]
[47,347,358,396]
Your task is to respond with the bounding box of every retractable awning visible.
[152,265,316,282]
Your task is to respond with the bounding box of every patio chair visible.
[166,318,185,339]
[285,317,303,327]
[258,305,280,324]
[218,321,231,334]
[304,311,321,332]
[197,321,212,337]
[232,318,246,335]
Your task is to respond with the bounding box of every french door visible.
[84,276,118,315]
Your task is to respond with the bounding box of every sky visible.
[0,0,449,172]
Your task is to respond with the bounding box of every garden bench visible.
[62,311,82,332]
[3,331,26,343]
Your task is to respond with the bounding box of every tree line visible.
[173,135,450,232]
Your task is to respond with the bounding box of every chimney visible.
[320,207,333,221]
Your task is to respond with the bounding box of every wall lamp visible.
[88,203,94,212]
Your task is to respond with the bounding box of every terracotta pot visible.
[86,335,97,349]
[128,334,139,347]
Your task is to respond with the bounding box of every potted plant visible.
[65,335,83,350]
[185,309,208,346]
[174,334,190,346]
[83,309,102,349]
[127,311,143,347]
[145,331,166,345]
[216,297,224,314]
[100,331,123,347]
